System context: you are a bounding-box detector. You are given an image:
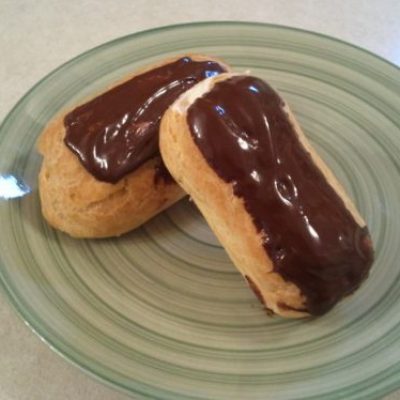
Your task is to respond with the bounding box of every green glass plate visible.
[0,22,399,400]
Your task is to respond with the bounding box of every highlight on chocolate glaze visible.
[64,57,227,183]
[186,75,374,315]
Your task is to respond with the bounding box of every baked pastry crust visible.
[37,55,228,238]
[160,73,368,317]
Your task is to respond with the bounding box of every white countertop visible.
[1,1,399,399]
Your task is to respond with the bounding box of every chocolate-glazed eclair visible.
[37,56,228,238]
[160,74,374,317]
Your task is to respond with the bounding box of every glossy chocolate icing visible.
[64,57,226,183]
[187,75,373,315]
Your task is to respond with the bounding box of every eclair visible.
[160,73,374,317]
[37,55,228,238]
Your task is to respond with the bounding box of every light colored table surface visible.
[1,1,399,399]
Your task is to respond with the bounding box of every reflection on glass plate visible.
[0,174,31,200]
[0,22,400,400]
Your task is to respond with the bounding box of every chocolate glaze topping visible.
[187,76,374,315]
[153,159,175,185]
[64,57,226,183]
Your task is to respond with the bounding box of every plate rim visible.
[1,20,399,130]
